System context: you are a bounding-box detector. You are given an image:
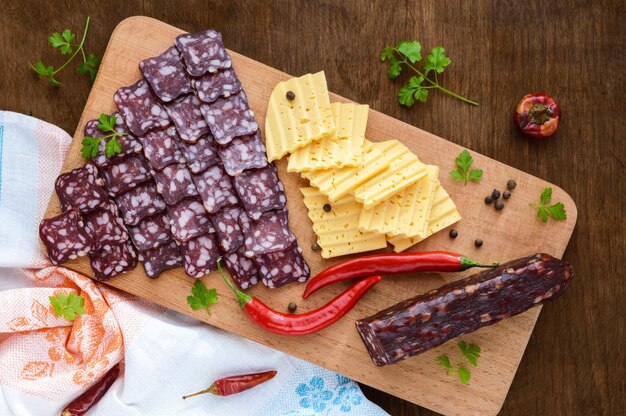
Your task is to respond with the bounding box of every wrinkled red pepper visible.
[61,363,120,416]
[513,93,561,139]
[182,370,278,399]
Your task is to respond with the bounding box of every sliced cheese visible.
[359,165,440,237]
[352,140,428,209]
[288,103,368,172]
[265,71,335,161]
[301,187,387,259]
[301,140,389,202]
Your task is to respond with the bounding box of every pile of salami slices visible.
[39,29,309,289]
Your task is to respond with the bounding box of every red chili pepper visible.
[61,363,120,416]
[217,259,381,336]
[513,93,561,139]
[182,370,277,399]
[302,251,498,298]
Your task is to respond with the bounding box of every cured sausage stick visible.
[355,253,573,366]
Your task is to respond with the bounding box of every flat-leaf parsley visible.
[449,149,483,185]
[187,280,219,316]
[531,187,567,223]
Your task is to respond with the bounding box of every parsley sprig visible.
[449,149,483,185]
[531,187,567,223]
[31,16,101,86]
[49,292,85,321]
[436,341,481,384]
[187,280,219,316]
[81,114,125,159]
[380,41,478,107]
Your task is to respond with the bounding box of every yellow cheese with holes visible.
[288,103,368,172]
[301,187,387,259]
[300,140,389,202]
[387,183,461,252]
[353,140,428,209]
[265,71,335,161]
[359,165,440,237]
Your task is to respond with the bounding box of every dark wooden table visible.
[1,1,623,414]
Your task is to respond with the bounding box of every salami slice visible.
[138,126,186,171]
[164,94,211,143]
[181,233,221,278]
[89,241,137,281]
[175,29,232,77]
[176,134,220,174]
[210,205,244,253]
[83,202,129,250]
[151,164,199,205]
[233,164,286,219]
[39,209,93,265]
[200,91,259,145]
[239,210,296,257]
[192,68,242,103]
[217,130,268,176]
[257,242,310,288]
[128,213,173,251]
[139,46,193,102]
[84,112,142,168]
[115,183,167,226]
[138,241,183,279]
[114,79,170,136]
[167,198,214,243]
[100,155,152,197]
[192,165,239,214]
[55,163,109,213]
[223,245,259,290]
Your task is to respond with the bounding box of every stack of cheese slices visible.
[264,71,461,259]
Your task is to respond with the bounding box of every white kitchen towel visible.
[0,111,388,416]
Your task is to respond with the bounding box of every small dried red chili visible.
[217,259,381,336]
[61,363,120,416]
[303,251,497,298]
[182,370,277,399]
[513,93,561,139]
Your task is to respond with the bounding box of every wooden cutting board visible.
[44,16,577,416]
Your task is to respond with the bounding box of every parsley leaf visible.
[49,292,85,321]
[531,187,567,223]
[81,113,125,160]
[424,46,451,75]
[48,29,75,55]
[398,76,428,106]
[387,57,402,79]
[105,137,122,158]
[436,340,481,384]
[397,41,422,63]
[379,47,395,62]
[457,366,471,384]
[187,280,218,315]
[436,355,451,369]
[97,113,117,132]
[449,149,483,185]
[458,341,481,367]
[81,137,102,159]
[78,54,101,83]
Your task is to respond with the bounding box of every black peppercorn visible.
[475,239,483,247]
[495,200,504,210]
[286,91,296,100]
[311,242,320,251]
[491,189,501,200]
[288,303,297,313]
[507,180,517,190]
[503,190,511,200]
[323,203,332,212]
[449,229,458,238]
[485,195,493,204]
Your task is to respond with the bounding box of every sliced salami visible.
[151,164,199,205]
[167,198,214,243]
[138,126,186,171]
[223,245,259,290]
[113,79,170,136]
[239,210,296,257]
[175,29,232,77]
[139,46,193,102]
[84,112,142,168]
[138,241,183,279]
[217,130,268,176]
[128,213,173,251]
[164,94,211,143]
[83,202,129,250]
[210,205,244,253]
[192,68,242,103]
[200,91,259,145]
[89,241,137,281]
[181,234,220,278]
[115,183,167,226]
[176,134,220,174]
[55,163,109,213]
[233,164,286,219]
[39,209,93,265]
[192,165,239,214]
[101,155,152,197]
[257,242,310,288]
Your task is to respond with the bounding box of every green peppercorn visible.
[288,302,297,313]
[286,91,296,100]
[323,203,332,213]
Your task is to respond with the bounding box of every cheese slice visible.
[353,140,428,209]
[265,71,335,161]
[387,183,461,252]
[359,165,440,237]
[301,140,389,202]
[288,103,368,172]
[301,187,387,259]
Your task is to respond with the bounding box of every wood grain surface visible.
[0,1,623,415]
